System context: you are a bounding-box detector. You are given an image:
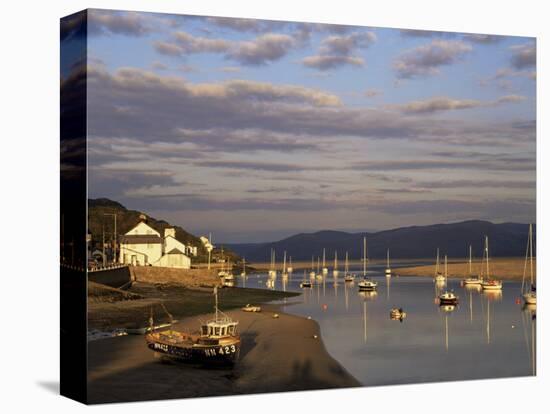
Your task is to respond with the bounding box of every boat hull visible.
[439,298,458,305]
[523,292,537,304]
[146,335,241,365]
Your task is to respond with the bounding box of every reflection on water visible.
[237,262,536,385]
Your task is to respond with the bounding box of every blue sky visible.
[61,9,536,242]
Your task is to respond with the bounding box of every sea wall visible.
[88,266,132,288]
[129,266,219,286]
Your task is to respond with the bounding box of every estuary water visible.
[235,262,536,386]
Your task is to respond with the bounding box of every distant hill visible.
[88,198,240,263]
[226,220,535,262]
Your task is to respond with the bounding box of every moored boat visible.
[462,244,483,285]
[434,248,446,283]
[521,224,536,305]
[479,236,503,291]
[344,251,355,282]
[146,287,240,365]
[439,255,458,305]
[390,307,407,321]
[385,248,392,277]
[358,237,377,291]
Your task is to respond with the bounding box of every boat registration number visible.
[205,345,236,357]
[153,343,169,352]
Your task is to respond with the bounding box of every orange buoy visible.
[322,304,328,311]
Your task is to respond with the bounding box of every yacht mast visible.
[363,237,367,277]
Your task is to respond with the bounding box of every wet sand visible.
[88,305,360,403]
[396,257,534,281]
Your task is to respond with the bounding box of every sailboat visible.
[300,269,312,288]
[480,236,503,290]
[281,251,288,279]
[316,257,323,280]
[385,248,392,277]
[463,244,483,285]
[439,255,458,305]
[522,223,536,305]
[344,251,355,282]
[434,248,446,283]
[333,251,339,277]
[322,248,328,275]
[358,237,377,291]
[240,257,246,277]
[309,256,316,279]
[268,249,277,278]
[287,256,293,274]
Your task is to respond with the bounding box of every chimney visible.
[164,228,176,238]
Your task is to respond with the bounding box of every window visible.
[214,327,220,336]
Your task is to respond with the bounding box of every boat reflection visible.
[439,304,456,351]
[463,284,481,323]
[482,289,503,302]
[520,304,536,375]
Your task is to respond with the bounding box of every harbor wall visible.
[129,266,219,287]
[88,266,132,288]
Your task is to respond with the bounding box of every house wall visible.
[155,253,191,269]
[164,235,186,254]
[119,243,162,265]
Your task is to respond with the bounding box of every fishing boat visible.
[463,244,483,285]
[344,251,355,282]
[333,251,339,277]
[439,255,458,305]
[385,248,392,277]
[434,248,446,283]
[322,248,328,275]
[146,286,240,365]
[480,236,503,291]
[358,237,378,291]
[390,308,407,321]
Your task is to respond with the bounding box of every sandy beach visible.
[88,305,360,403]
[396,257,535,281]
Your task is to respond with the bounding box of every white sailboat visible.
[434,248,446,283]
[463,244,483,285]
[385,248,392,277]
[268,249,277,278]
[287,256,293,274]
[322,248,328,275]
[316,257,323,280]
[358,237,377,291]
[439,255,458,305]
[480,236,503,290]
[521,223,536,305]
[281,251,288,279]
[333,251,339,277]
[300,269,312,288]
[309,256,316,279]
[240,257,246,277]
[344,251,355,282]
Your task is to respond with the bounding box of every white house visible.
[119,216,191,269]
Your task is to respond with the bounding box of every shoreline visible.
[395,257,534,281]
[87,304,360,403]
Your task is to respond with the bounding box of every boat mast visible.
[435,248,440,275]
[323,249,326,269]
[214,286,218,321]
[387,248,390,268]
[469,245,472,275]
[363,237,367,277]
[529,223,534,287]
[345,251,349,274]
[334,251,338,271]
[283,251,287,272]
[485,236,490,277]
[444,255,448,283]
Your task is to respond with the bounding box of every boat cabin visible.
[200,319,238,338]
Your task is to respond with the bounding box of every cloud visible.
[151,61,168,71]
[88,10,154,37]
[364,89,383,98]
[357,158,534,172]
[206,17,282,33]
[415,179,535,189]
[510,42,536,69]
[302,55,364,70]
[154,31,295,66]
[220,66,241,73]
[399,29,456,38]
[393,40,472,79]
[228,33,295,65]
[389,95,526,114]
[463,34,503,44]
[302,31,376,71]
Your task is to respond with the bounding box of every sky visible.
[62,9,536,243]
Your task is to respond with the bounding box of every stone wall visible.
[88,266,132,288]
[129,266,219,287]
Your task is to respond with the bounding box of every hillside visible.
[226,220,535,262]
[88,198,240,263]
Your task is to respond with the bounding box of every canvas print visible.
[60,9,536,404]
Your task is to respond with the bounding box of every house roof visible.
[167,248,185,255]
[119,234,162,244]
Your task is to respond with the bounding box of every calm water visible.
[235,262,536,386]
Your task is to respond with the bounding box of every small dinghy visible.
[241,304,261,312]
[390,308,407,321]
